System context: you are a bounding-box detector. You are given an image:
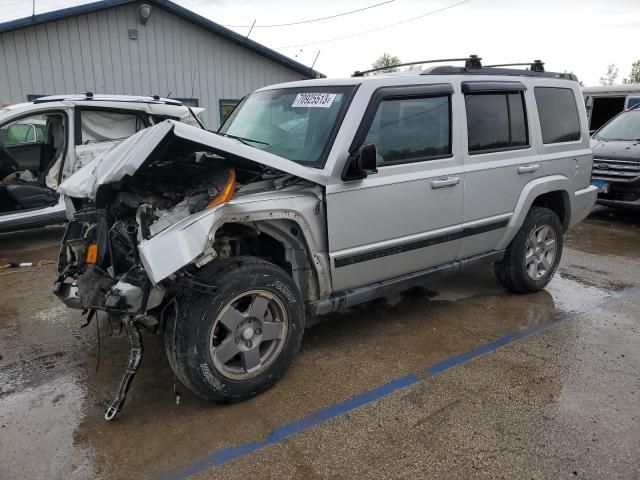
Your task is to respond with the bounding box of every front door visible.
[0,110,70,214]
[326,84,464,292]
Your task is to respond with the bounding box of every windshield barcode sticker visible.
[292,93,336,108]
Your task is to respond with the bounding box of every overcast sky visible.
[1,0,639,86]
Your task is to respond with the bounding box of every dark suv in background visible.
[591,104,640,209]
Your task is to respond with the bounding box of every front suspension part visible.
[104,316,142,421]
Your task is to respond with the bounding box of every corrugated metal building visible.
[0,0,321,128]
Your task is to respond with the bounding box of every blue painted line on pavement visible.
[160,283,640,479]
[159,373,422,480]
[426,312,572,376]
[427,282,640,376]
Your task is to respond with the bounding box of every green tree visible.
[372,53,401,73]
[623,60,640,84]
[600,64,619,86]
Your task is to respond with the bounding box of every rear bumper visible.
[570,185,598,227]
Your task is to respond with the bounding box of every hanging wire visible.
[276,0,472,49]
[223,0,395,28]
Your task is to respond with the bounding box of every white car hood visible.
[59,121,328,198]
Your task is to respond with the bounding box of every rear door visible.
[458,81,539,259]
[325,83,464,292]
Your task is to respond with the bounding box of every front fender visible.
[138,192,326,285]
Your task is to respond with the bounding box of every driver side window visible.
[363,95,451,166]
[0,112,67,186]
[0,118,46,146]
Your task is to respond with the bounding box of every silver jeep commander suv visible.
[53,56,597,420]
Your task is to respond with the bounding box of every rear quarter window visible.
[534,87,581,143]
[465,92,528,153]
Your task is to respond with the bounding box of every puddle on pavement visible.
[1,213,639,479]
[0,374,96,480]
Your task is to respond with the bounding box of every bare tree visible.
[623,60,640,84]
[372,53,401,73]
[600,64,619,86]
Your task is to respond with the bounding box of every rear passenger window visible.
[465,92,528,153]
[79,110,147,145]
[363,95,450,165]
[534,87,581,143]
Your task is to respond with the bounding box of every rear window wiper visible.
[217,132,270,146]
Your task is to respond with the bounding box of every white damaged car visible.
[0,94,204,233]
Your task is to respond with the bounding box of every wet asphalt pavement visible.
[0,208,639,479]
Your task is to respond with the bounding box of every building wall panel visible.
[0,3,308,127]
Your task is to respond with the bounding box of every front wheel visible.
[165,257,305,402]
[494,207,563,293]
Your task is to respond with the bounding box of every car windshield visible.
[595,110,640,141]
[219,87,353,167]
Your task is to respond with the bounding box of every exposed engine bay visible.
[54,131,306,305]
[52,131,315,420]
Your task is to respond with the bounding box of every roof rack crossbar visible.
[352,54,482,77]
[484,60,545,72]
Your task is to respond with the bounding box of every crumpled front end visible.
[51,117,327,421]
[53,120,324,320]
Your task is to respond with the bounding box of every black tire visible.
[164,256,305,402]
[494,207,563,293]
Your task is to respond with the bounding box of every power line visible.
[223,0,395,28]
[276,0,472,49]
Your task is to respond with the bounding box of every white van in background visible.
[583,85,640,133]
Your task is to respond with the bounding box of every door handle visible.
[430,176,460,189]
[518,164,540,174]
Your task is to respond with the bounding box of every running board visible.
[311,250,505,316]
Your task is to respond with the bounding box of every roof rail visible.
[352,54,482,77]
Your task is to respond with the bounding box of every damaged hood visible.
[59,121,329,198]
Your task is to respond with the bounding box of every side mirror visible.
[342,144,378,181]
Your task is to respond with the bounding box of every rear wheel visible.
[165,257,305,402]
[494,207,563,293]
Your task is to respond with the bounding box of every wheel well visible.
[531,190,570,231]
[212,221,320,301]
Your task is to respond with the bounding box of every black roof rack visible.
[352,55,578,82]
[352,55,482,77]
[484,60,545,72]
[423,65,577,81]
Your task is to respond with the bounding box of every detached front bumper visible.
[52,280,82,309]
[53,220,165,315]
[570,185,598,227]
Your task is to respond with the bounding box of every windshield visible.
[595,111,640,141]
[219,87,354,167]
